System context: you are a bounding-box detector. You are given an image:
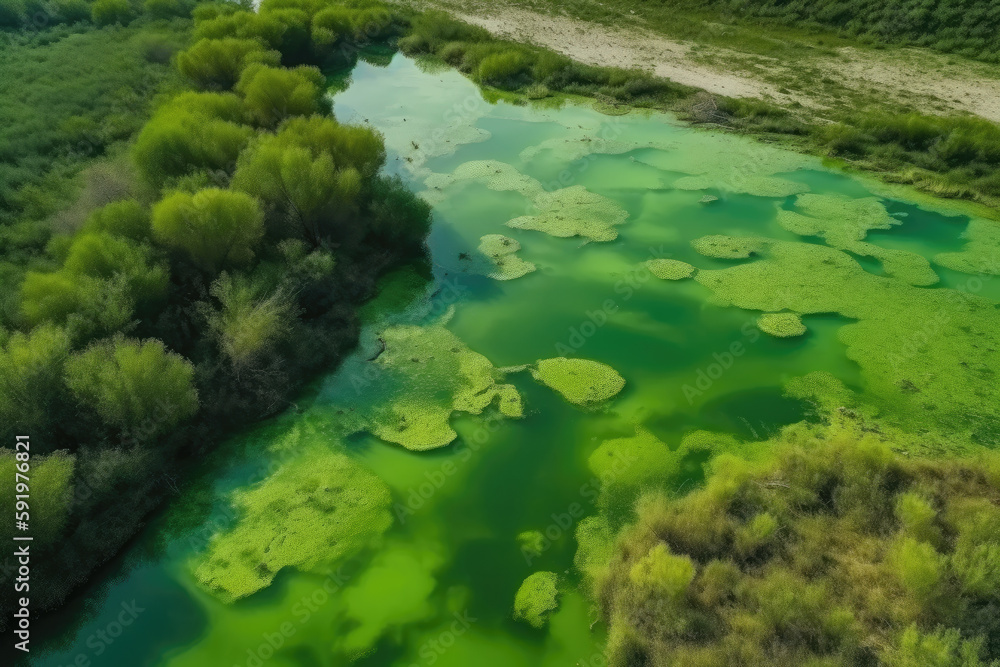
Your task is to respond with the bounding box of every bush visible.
[91,0,133,26]
[176,38,281,90]
[64,337,198,439]
[235,63,324,127]
[151,188,265,271]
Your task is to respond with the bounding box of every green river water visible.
[23,53,1000,667]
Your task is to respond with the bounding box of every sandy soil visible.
[425,2,1000,122]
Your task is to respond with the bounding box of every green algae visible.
[776,194,939,285]
[478,234,536,280]
[692,235,1000,445]
[513,571,560,629]
[757,312,807,338]
[588,427,676,486]
[777,194,898,247]
[517,530,546,558]
[646,258,696,280]
[531,357,626,406]
[424,160,629,242]
[364,324,523,450]
[691,234,769,259]
[508,185,628,242]
[934,217,1000,276]
[334,541,444,657]
[194,448,392,602]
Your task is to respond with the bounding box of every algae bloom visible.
[756,313,807,338]
[513,571,560,628]
[478,234,536,280]
[646,258,696,280]
[532,357,626,405]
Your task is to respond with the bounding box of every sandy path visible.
[426,2,1000,122]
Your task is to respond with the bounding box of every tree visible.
[82,200,150,240]
[176,38,281,90]
[236,63,324,127]
[231,116,384,245]
[62,232,169,301]
[204,271,294,368]
[0,325,70,438]
[0,450,74,548]
[151,188,265,271]
[90,0,133,26]
[131,106,253,187]
[64,338,198,440]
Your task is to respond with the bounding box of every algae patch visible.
[194,448,392,602]
[691,235,768,259]
[646,258,696,280]
[531,357,626,406]
[362,324,523,450]
[477,234,536,280]
[424,160,628,242]
[756,313,806,338]
[692,235,1000,444]
[513,571,560,629]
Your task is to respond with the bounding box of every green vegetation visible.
[0,0,431,621]
[513,571,561,628]
[399,10,693,108]
[195,448,393,601]
[646,258,697,281]
[531,357,626,406]
[584,417,1000,666]
[756,312,806,337]
[477,233,536,280]
[669,0,1000,62]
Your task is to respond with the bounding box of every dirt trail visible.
[429,3,1000,122]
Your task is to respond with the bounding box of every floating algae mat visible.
[28,53,1000,667]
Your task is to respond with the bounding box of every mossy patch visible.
[588,427,677,486]
[478,234,536,280]
[691,235,769,259]
[508,185,628,242]
[513,571,560,629]
[531,357,626,406]
[692,236,1000,445]
[194,448,392,602]
[424,160,629,242]
[934,217,1000,276]
[757,313,806,338]
[776,194,938,285]
[517,530,546,558]
[363,325,523,450]
[646,258,696,280]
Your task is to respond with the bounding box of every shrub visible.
[91,0,133,26]
[151,188,265,271]
[64,337,198,438]
[176,38,281,90]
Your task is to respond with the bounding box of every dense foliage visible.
[666,0,1000,62]
[398,10,693,107]
[0,0,430,621]
[587,417,1000,666]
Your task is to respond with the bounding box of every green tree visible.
[151,188,265,271]
[176,38,281,90]
[0,450,75,548]
[64,338,198,439]
[236,63,324,127]
[81,200,150,240]
[204,271,294,367]
[91,0,133,26]
[131,106,253,186]
[0,325,70,438]
[231,116,383,245]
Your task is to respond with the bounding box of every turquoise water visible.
[21,53,997,667]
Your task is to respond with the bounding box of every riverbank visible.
[395,0,1000,215]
